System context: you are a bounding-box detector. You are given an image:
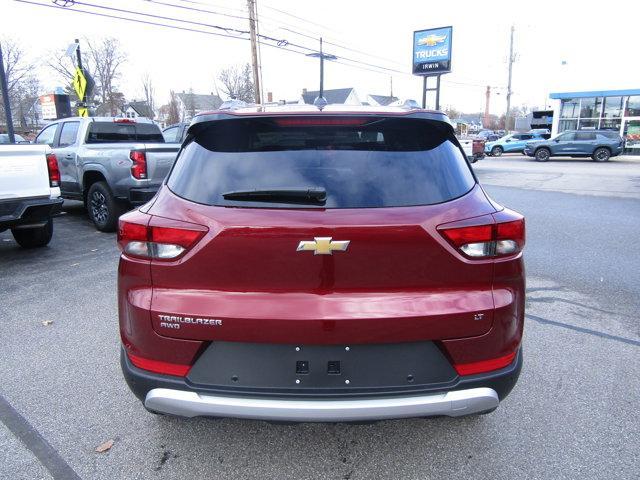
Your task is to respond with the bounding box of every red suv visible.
[118,106,525,422]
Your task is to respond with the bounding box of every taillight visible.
[117,219,207,260]
[439,218,525,259]
[127,352,190,376]
[130,150,147,179]
[46,153,60,187]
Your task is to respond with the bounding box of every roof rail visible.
[387,99,421,110]
[219,99,252,111]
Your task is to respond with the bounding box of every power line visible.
[143,0,248,21]
[16,0,504,91]
[258,3,342,34]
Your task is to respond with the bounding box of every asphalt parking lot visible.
[1,155,639,479]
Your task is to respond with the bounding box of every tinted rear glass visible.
[167,117,475,209]
[86,122,164,143]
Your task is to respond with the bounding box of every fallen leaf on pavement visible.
[95,440,114,453]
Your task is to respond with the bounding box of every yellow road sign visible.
[73,67,87,100]
[77,107,88,117]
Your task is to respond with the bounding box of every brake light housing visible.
[46,153,60,187]
[273,117,369,127]
[130,150,147,179]
[118,217,208,261]
[439,213,525,259]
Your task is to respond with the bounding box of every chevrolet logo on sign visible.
[297,237,350,255]
[418,34,447,47]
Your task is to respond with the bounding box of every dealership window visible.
[560,99,580,118]
[601,119,621,131]
[603,96,624,118]
[580,97,602,119]
[558,119,577,132]
[626,96,640,117]
[578,119,598,130]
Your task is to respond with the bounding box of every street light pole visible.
[0,42,16,143]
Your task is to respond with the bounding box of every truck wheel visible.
[491,146,503,157]
[11,219,53,248]
[535,148,550,162]
[87,181,122,232]
[592,147,610,162]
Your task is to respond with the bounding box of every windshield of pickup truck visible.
[86,122,165,143]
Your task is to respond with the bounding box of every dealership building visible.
[549,89,640,155]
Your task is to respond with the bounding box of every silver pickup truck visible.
[34,117,179,231]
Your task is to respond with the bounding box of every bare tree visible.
[1,38,37,130]
[186,87,196,119]
[85,37,127,116]
[141,73,155,119]
[167,90,180,125]
[217,63,254,103]
[45,45,82,102]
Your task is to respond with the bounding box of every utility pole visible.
[390,76,393,99]
[247,0,261,104]
[484,85,491,128]
[0,42,16,143]
[505,25,515,132]
[305,38,337,108]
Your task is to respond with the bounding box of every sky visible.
[3,0,640,115]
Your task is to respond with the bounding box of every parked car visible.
[162,122,189,144]
[118,106,526,422]
[485,132,549,156]
[524,130,624,162]
[0,133,29,144]
[34,117,180,231]
[457,136,486,163]
[0,144,63,247]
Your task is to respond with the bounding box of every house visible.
[121,101,154,119]
[366,94,399,107]
[301,88,360,106]
[176,92,223,121]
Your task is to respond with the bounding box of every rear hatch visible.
[147,115,498,344]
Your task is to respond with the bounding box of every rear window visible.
[167,117,476,209]
[86,121,164,143]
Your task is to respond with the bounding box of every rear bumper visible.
[121,346,522,421]
[128,187,159,206]
[145,387,499,421]
[0,196,63,231]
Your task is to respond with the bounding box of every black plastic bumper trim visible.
[121,346,522,403]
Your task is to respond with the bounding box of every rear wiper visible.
[222,188,326,204]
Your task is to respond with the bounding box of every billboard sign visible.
[413,26,453,75]
[39,94,72,120]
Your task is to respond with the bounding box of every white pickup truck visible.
[0,144,63,248]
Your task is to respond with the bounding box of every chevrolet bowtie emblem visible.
[296,237,350,255]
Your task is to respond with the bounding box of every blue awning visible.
[550,89,640,99]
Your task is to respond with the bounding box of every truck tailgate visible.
[0,145,51,200]
[144,145,180,184]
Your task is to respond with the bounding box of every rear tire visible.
[11,218,53,248]
[592,147,610,162]
[87,181,123,232]
[491,146,503,157]
[534,148,551,162]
